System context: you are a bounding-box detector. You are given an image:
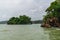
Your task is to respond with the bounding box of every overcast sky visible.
[0,0,55,21]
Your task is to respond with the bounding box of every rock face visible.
[41,17,60,28]
[41,23,50,28]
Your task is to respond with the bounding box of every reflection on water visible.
[0,24,49,40]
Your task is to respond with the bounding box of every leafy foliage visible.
[46,0,60,17]
[42,0,60,27]
[7,15,32,24]
[43,0,60,22]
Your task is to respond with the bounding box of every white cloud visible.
[0,0,54,21]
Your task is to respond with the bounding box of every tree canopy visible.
[7,15,32,24]
[41,0,60,27]
[43,0,60,22]
[46,0,60,17]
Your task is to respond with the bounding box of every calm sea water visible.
[0,24,49,40]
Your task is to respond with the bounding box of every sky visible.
[0,0,55,21]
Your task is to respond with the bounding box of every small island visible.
[41,0,60,28]
[7,15,32,24]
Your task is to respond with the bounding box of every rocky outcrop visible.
[41,17,60,28]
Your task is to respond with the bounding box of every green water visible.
[0,24,49,40]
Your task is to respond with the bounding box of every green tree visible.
[43,0,60,22]
[42,0,60,27]
[18,15,31,24]
[7,15,32,24]
[46,0,60,17]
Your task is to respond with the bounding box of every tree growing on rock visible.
[41,0,60,27]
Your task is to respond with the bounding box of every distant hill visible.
[0,20,43,24]
[31,20,43,24]
[0,21,7,24]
